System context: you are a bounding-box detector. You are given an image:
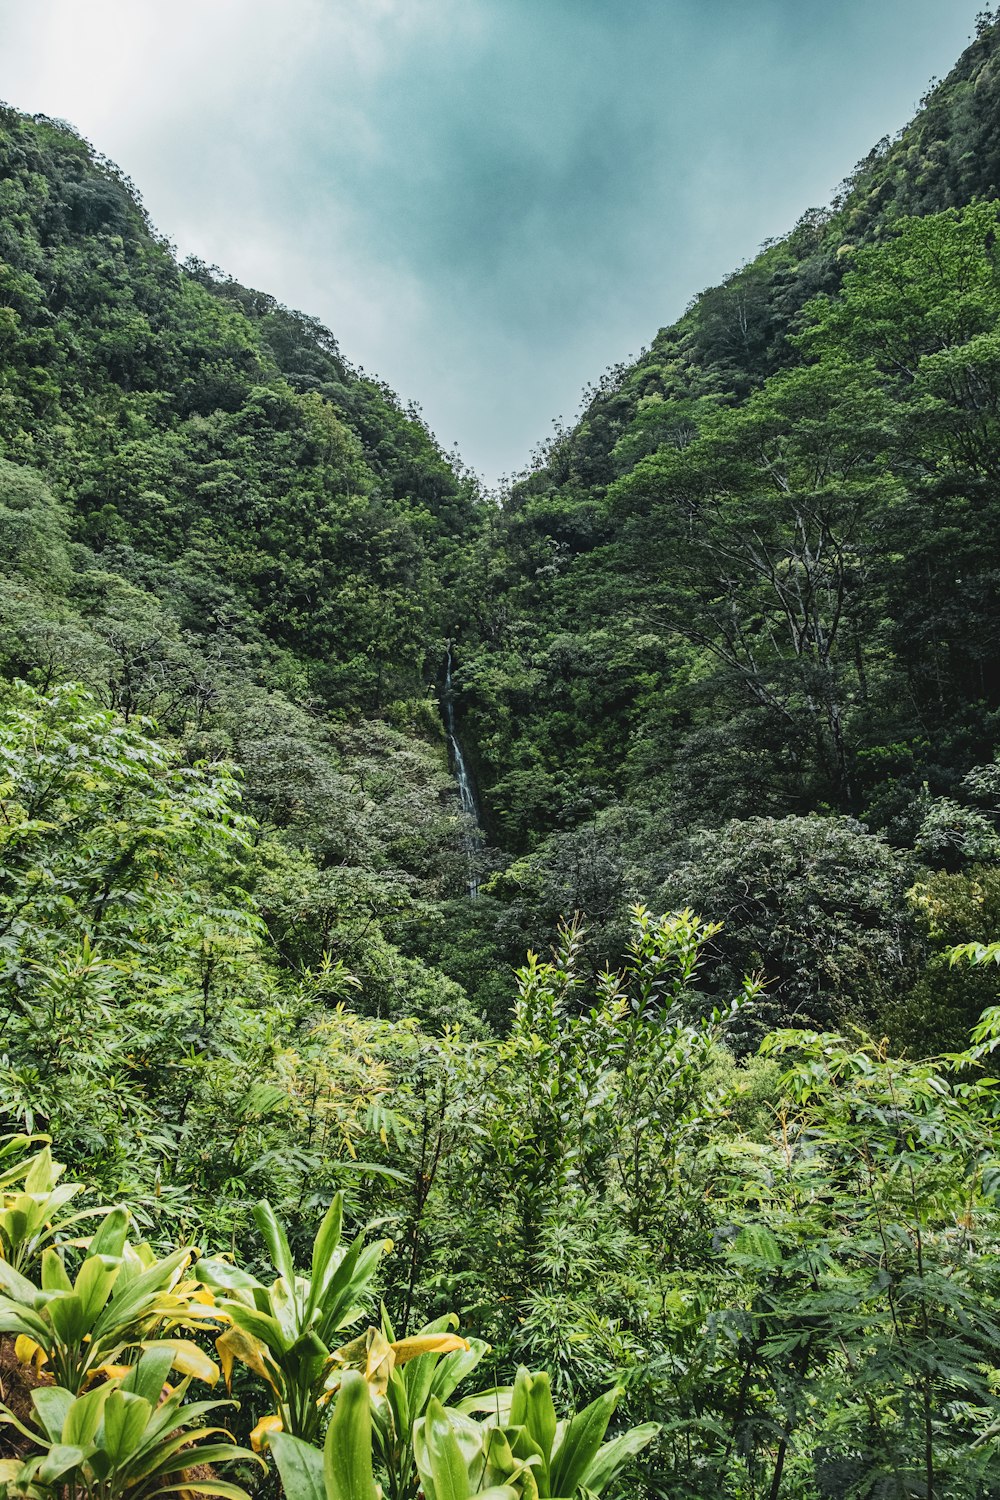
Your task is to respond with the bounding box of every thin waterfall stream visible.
[442,644,483,898]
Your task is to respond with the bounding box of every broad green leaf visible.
[455,1386,513,1421]
[143,1337,219,1385]
[0,1305,51,1345]
[269,1274,304,1348]
[509,1366,532,1429]
[480,1425,530,1492]
[0,1257,44,1303]
[30,1386,74,1443]
[580,1423,660,1495]
[40,1248,72,1294]
[64,1383,113,1449]
[102,1389,152,1463]
[157,1484,252,1499]
[47,1290,87,1345]
[74,1251,119,1323]
[96,1246,191,1332]
[324,1368,380,1500]
[195,1257,261,1295]
[253,1201,296,1286]
[23,1147,56,1195]
[507,1425,548,1497]
[524,1370,557,1475]
[220,1303,289,1357]
[385,1367,410,1446]
[413,1394,472,1500]
[308,1193,344,1312]
[87,1207,129,1258]
[36,1441,87,1484]
[267,1431,326,1500]
[549,1388,617,1499]
[123,1346,175,1404]
[422,1338,488,1417]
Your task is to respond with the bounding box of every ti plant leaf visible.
[268,1370,380,1500]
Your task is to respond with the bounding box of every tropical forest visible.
[2,6,1000,1498]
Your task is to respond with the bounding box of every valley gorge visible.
[4,10,1000,1496]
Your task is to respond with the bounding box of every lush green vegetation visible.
[5,10,1000,1498]
[1,684,1000,1497]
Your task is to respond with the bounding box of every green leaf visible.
[36,1442,88,1484]
[30,1386,74,1443]
[98,1245,191,1331]
[74,1252,119,1323]
[506,1425,547,1495]
[123,1347,175,1404]
[87,1206,129,1258]
[267,1431,327,1500]
[0,1257,44,1304]
[508,1366,532,1430]
[157,1484,252,1499]
[101,1389,152,1463]
[40,1248,72,1294]
[47,1290,87,1345]
[384,1367,410,1448]
[23,1147,56,1196]
[324,1368,380,1500]
[580,1423,659,1495]
[425,1339,487,1411]
[65,1384,114,1449]
[524,1370,557,1476]
[225,1303,290,1357]
[413,1394,475,1500]
[549,1388,617,1499]
[195,1258,262,1294]
[308,1193,344,1310]
[253,1201,296,1285]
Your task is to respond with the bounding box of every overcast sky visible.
[0,0,987,482]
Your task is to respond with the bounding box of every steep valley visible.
[4,14,1000,1496]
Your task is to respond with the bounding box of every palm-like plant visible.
[197,1194,387,1444]
[412,1397,526,1500]
[481,1366,660,1499]
[270,1354,659,1500]
[0,1210,220,1393]
[0,1144,107,1272]
[326,1310,484,1500]
[408,1366,658,1500]
[0,1346,259,1499]
[267,1370,524,1500]
[267,1370,382,1500]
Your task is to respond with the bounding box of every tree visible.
[661,814,921,1041]
[0,682,255,1174]
[610,362,900,809]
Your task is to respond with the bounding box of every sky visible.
[0,0,989,484]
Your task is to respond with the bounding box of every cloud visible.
[0,0,988,481]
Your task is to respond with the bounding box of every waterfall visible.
[443,644,482,898]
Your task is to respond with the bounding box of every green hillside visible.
[0,99,497,1039]
[447,14,1000,1039]
[463,14,1000,843]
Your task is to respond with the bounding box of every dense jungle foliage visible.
[5,9,1000,1499]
